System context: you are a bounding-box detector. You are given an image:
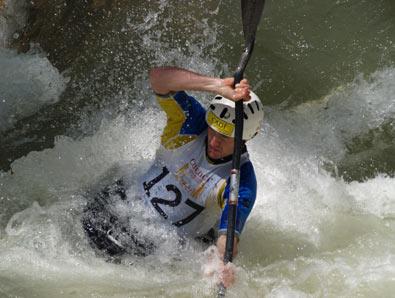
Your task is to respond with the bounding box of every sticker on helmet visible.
[206,111,234,136]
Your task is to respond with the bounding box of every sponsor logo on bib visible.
[175,159,213,199]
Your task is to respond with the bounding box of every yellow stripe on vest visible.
[216,180,227,209]
[157,97,196,149]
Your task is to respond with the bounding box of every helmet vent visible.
[231,113,248,121]
[215,96,222,100]
[247,103,255,114]
[220,108,228,118]
[255,101,260,111]
[210,104,216,110]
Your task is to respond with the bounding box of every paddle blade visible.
[241,0,265,44]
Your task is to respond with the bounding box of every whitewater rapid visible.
[1,67,394,297]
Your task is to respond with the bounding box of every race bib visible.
[142,165,206,228]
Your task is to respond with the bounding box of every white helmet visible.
[206,91,264,140]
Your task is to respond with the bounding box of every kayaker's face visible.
[207,127,235,160]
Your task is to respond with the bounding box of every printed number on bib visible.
[143,167,204,227]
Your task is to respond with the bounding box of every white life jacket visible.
[140,132,249,237]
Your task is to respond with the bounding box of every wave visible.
[264,67,395,178]
[0,48,67,132]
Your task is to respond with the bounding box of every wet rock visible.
[13,0,114,70]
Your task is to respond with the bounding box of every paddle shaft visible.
[218,1,265,296]
[225,40,255,262]
[217,41,256,298]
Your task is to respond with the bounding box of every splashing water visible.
[0,48,67,131]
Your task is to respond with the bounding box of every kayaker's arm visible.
[149,66,250,101]
[216,234,238,259]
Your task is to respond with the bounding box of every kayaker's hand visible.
[218,261,236,288]
[216,78,251,101]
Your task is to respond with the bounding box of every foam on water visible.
[242,68,395,246]
[0,48,67,131]
[234,67,395,296]
[0,106,217,297]
[267,67,395,162]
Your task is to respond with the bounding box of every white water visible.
[1,67,394,297]
[0,47,67,132]
[267,67,395,162]
[0,0,67,132]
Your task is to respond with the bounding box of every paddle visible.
[218,0,265,296]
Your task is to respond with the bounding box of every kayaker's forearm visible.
[149,67,222,95]
[216,234,239,259]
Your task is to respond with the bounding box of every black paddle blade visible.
[241,0,265,44]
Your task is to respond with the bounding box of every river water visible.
[0,0,394,297]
